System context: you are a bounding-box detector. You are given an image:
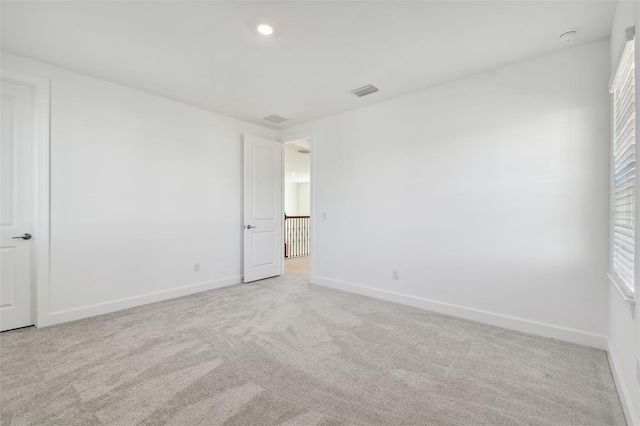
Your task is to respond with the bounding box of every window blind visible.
[612,32,636,293]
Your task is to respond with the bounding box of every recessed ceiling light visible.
[559,30,577,43]
[257,24,274,36]
[291,173,296,175]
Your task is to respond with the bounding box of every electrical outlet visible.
[193,263,200,272]
[392,269,399,280]
[322,212,327,220]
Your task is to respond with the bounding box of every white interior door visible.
[243,134,283,283]
[1,79,35,331]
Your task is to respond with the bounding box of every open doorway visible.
[283,139,311,277]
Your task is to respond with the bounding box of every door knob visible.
[12,233,32,240]
[245,225,257,229]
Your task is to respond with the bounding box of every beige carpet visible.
[0,256,626,425]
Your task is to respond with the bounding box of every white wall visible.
[284,143,311,183]
[608,1,640,424]
[609,287,639,424]
[297,183,310,216]
[285,182,310,216]
[279,40,611,348]
[285,182,299,216]
[284,142,311,216]
[1,51,276,325]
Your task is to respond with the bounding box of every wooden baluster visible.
[283,216,311,258]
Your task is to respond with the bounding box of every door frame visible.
[280,132,314,279]
[2,69,51,328]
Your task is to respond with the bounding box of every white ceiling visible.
[285,139,311,184]
[1,1,615,129]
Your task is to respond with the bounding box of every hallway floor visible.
[0,256,625,425]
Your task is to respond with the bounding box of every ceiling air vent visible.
[351,84,379,97]
[263,114,288,124]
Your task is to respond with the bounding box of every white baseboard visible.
[44,276,241,327]
[607,344,640,426]
[312,275,607,350]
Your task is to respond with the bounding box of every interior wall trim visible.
[45,276,241,327]
[312,275,608,350]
